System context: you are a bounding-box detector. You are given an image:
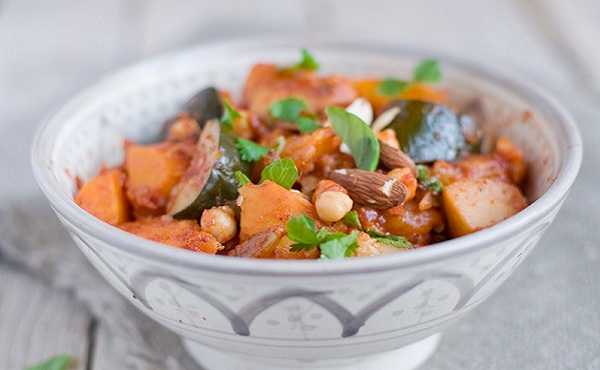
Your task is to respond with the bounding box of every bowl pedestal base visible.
[183,334,441,370]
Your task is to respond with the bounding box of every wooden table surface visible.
[1,1,599,369]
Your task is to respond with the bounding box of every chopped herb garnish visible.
[25,354,73,370]
[416,164,443,194]
[413,59,442,83]
[326,106,380,171]
[378,78,409,96]
[378,58,443,96]
[367,230,413,249]
[270,97,321,133]
[287,214,359,258]
[234,170,252,187]
[293,48,320,71]
[342,210,362,229]
[260,158,298,189]
[220,100,240,129]
[236,138,269,162]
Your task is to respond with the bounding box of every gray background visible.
[0,1,599,369]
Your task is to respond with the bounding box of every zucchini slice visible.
[168,119,248,219]
[183,87,223,128]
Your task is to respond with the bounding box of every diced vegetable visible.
[242,64,356,117]
[238,180,316,240]
[120,217,222,254]
[168,119,249,219]
[353,79,447,113]
[385,100,466,163]
[442,178,527,237]
[384,199,444,245]
[281,128,341,174]
[125,141,193,217]
[75,168,129,225]
[229,227,285,258]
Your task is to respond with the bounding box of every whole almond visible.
[379,141,417,174]
[329,169,407,209]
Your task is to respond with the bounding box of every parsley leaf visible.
[326,106,380,171]
[234,170,252,187]
[342,210,362,229]
[221,100,240,129]
[378,78,409,96]
[320,231,359,259]
[236,138,268,162]
[260,158,298,189]
[368,230,413,249]
[270,97,306,122]
[296,116,320,133]
[413,59,442,83]
[26,354,73,370]
[416,164,443,194]
[293,48,320,71]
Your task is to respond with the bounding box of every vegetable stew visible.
[75,50,528,259]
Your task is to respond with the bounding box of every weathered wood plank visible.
[0,265,90,370]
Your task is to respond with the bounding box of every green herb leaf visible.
[413,59,442,83]
[236,138,269,162]
[416,164,443,194]
[260,158,299,189]
[270,97,307,122]
[342,210,362,229]
[378,78,409,96]
[296,116,320,133]
[26,355,73,370]
[367,230,413,249]
[326,106,380,171]
[320,231,359,259]
[287,214,320,246]
[294,48,320,71]
[234,170,252,187]
[221,100,241,129]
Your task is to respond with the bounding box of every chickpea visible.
[388,167,417,202]
[200,206,237,243]
[316,191,353,222]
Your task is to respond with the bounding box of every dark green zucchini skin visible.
[183,87,223,128]
[386,100,465,163]
[170,121,248,219]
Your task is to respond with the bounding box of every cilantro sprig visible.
[234,170,251,187]
[342,210,362,229]
[287,214,359,259]
[260,158,299,189]
[25,354,73,370]
[367,230,413,249]
[220,100,241,129]
[377,58,442,97]
[293,48,320,71]
[270,97,320,133]
[236,138,268,162]
[416,164,443,194]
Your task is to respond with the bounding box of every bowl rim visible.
[31,35,583,276]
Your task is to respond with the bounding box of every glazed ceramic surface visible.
[32,38,581,370]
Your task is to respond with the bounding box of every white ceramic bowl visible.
[31,37,582,370]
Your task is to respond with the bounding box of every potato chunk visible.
[125,142,193,217]
[238,180,316,240]
[443,178,527,237]
[75,168,129,225]
[243,64,356,117]
[120,217,221,254]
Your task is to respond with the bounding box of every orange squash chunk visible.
[443,178,527,237]
[353,79,447,114]
[120,217,221,254]
[238,180,316,241]
[125,142,193,217]
[75,168,129,225]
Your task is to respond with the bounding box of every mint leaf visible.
[26,355,73,370]
[378,78,409,96]
[296,116,320,133]
[413,59,442,83]
[294,48,320,71]
[416,164,443,194]
[234,170,252,187]
[368,230,413,249]
[320,231,359,259]
[236,138,268,162]
[342,210,362,229]
[221,100,240,129]
[260,158,298,189]
[287,214,320,246]
[270,98,307,122]
[326,106,380,171]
